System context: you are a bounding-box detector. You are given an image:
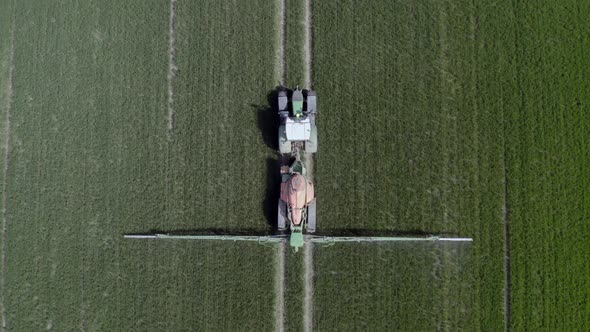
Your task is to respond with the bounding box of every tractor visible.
[278,87,317,154]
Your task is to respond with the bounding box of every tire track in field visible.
[504,2,522,330]
[276,0,286,85]
[275,243,286,332]
[303,0,314,330]
[167,0,177,132]
[303,243,314,332]
[1,21,15,332]
[275,1,287,331]
[303,0,313,88]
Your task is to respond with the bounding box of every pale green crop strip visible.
[275,2,287,330]
[167,0,177,132]
[303,1,315,330]
[0,18,15,332]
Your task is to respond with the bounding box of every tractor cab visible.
[278,87,318,154]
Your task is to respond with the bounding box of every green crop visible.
[1,0,278,330]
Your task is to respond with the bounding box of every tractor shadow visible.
[263,157,282,230]
[139,228,275,236]
[311,229,456,237]
[254,88,281,151]
[252,87,287,230]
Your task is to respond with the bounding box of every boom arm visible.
[124,234,287,244]
[305,235,473,245]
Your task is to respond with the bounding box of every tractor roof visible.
[285,117,311,141]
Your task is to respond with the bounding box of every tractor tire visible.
[306,91,317,114]
[278,91,288,112]
[305,125,318,154]
[278,199,287,231]
[307,199,316,233]
[278,125,292,154]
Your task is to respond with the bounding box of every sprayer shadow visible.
[252,87,285,230]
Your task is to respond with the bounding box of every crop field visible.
[314,242,474,330]
[503,2,590,330]
[1,0,589,331]
[1,0,278,330]
[313,0,505,329]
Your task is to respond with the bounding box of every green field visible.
[1,0,589,331]
[314,242,474,330]
[1,0,277,330]
[313,1,505,329]
[503,2,590,330]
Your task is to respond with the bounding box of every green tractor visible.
[278,87,317,154]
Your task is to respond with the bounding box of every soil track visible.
[303,0,313,88]
[167,0,177,132]
[303,243,314,332]
[1,21,15,332]
[303,1,314,330]
[504,204,511,332]
[276,243,286,332]
[275,1,287,330]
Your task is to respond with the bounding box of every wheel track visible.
[276,0,286,86]
[303,0,313,89]
[275,243,286,332]
[275,0,287,331]
[303,0,314,330]
[1,19,15,332]
[303,243,314,332]
[167,0,177,132]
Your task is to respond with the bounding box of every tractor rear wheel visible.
[305,126,318,153]
[307,199,316,233]
[278,125,292,154]
[278,199,287,231]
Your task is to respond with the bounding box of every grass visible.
[2,0,278,330]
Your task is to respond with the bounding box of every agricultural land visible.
[0,0,588,331]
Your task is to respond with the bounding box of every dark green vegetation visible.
[503,2,590,330]
[313,0,590,330]
[1,0,588,330]
[1,0,277,330]
[313,1,504,329]
[314,242,473,330]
